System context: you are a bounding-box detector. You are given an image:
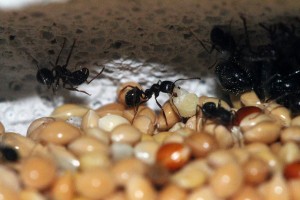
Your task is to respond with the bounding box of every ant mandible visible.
[36,38,105,95]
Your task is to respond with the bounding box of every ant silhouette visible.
[121,78,201,124]
[36,38,105,95]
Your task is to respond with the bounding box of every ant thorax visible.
[171,86,198,118]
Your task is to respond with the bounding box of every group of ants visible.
[35,16,300,132]
[0,16,298,163]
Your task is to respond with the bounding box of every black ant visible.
[0,145,19,162]
[36,38,105,95]
[201,101,234,127]
[122,78,201,124]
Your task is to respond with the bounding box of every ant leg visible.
[64,85,91,96]
[64,39,76,68]
[55,38,67,66]
[173,77,201,85]
[188,28,211,53]
[154,97,169,127]
[86,66,105,84]
[240,15,255,53]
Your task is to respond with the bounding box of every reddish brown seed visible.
[156,143,191,171]
[284,160,300,179]
[233,106,262,126]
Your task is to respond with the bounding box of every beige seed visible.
[51,171,74,200]
[185,132,219,158]
[240,112,274,132]
[51,104,89,120]
[171,163,206,189]
[153,131,174,144]
[20,156,56,190]
[141,134,154,142]
[157,101,181,131]
[291,115,300,126]
[95,102,125,118]
[210,162,243,198]
[281,126,300,144]
[0,183,21,200]
[20,189,46,200]
[185,115,203,132]
[111,143,134,161]
[258,172,289,200]
[132,115,155,135]
[47,143,80,171]
[158,184,187,200]
[243,121,281,144]
[134,141,159,164]
[26,117,56,140]
[81,110,100,130]
[125,175,157,200]
[111,124,142,145]
[0,165,21,192]
[163,134,185,144]
[278,142,300,165]
[230,186,263,200]
[98,114,130,132]
[79,152,111,170]
[264,102,291,127]
[124,106,157,125]
[207,150,236,168]
[112,158,147,186]
[243,157,270,185]
[288,179,300,200]
[240,91,262,107]
[68,136,109,156]
[187,186,221,200]
[84,128,110,144]
[38,120,82,145]
[75,168,116,199]
[103,191,127,200]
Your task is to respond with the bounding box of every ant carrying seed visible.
[120,78,201,125]
[36,38,105,95]
[0,145,19,162]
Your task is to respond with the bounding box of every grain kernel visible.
[98,114,130,132]
[111,124,142,145]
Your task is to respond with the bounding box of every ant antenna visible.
[173,77,201,85]
[86,66,106,84]
[64,39,76,68]
[55,38,67,66]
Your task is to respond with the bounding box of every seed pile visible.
[1,80,300,200]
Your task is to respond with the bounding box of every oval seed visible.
[134,141,160,165]
[110,124,142,145]
[81,110,100,130]
[20,156,56,190]
[210,163,243,198]
[39,120,81,145]
[157,101,180,131]
[51,171,74,200]
[243,157,270,185]
[281,126,300,144]
[185,132,218,158]
[132,115,155,135]
[240,91,262,107]
[51,104,89,120]
[98,114,130,132]
[156,143,191,171]
[68,136,109,156]
[95,102,125,118]
[26,117,56,140]
[158,184,187,200]
[125,175,157,200]
[75,168,116,199]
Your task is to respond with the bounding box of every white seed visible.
[134,141,159,165]
[172,87,198,118]
[111,142,134,161]
[81,110,100,130]
[98,114,130,132]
